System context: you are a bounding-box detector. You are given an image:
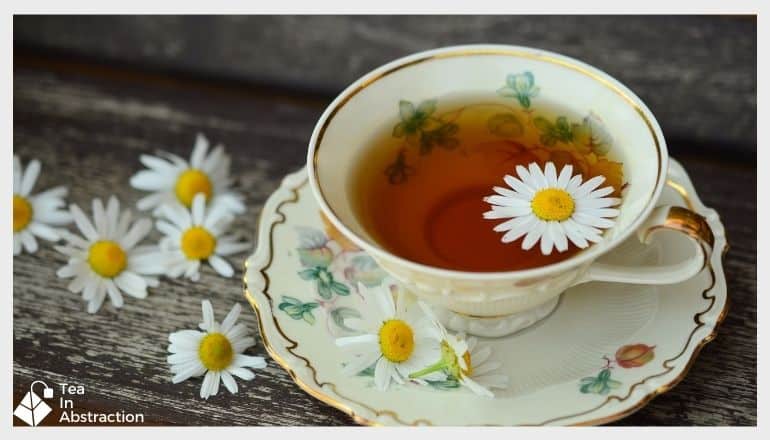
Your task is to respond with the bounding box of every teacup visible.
[307,44,714,337]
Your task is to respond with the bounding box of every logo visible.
[14,380,54,426]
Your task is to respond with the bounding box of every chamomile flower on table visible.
[55,196,166,313]
[13,155,72,255]
[155,193,250,281]
[409,305,508,398]
[130,133,245,216]
[167,300,267,399]
[335,283,442,391]
[484,161,621,255]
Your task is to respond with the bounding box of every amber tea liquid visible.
[350,98,624,272]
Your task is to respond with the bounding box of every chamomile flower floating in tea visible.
[130,133,245,216]
[155,193,250,281]
[55,197,165,313]
[484,161,620,255]
[335,283,441,391]
[409,305,507,397]
[13,156,72,255]
[167,300,267,399]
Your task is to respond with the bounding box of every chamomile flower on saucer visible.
[130,133,245,216]
[168,300,267,399]
[335,284,442,391]
[484,161,621,255]
[55,196,165,313]
[409,305,507,398]
[156,193,250,281]
[13,156,72,255]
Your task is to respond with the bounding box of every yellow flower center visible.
[462,351,473,376]
[13,195,33,232]
[174,168,212,208]
[181,226,217,260]
[378,319,414,363]
[531,188,575,221]
[88,241,127,278]
[198,333,233,371]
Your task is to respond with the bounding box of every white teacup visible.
[307,44,714,337]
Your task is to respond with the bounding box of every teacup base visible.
[429,295,561,338]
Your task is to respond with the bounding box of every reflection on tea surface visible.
[351,97,624,272]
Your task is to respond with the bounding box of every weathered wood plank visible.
[13,15,757,154]
[12,63,755,425]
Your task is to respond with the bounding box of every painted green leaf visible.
[426,378,461,390]
[317,282,333,299]
[392,122,406,138]
[330,307,361,332]
[496,86,518,98]
[416,99,437,117]
[302,311,316,324]
[278,296,319,325]
[298,267,318,281]
[357,364,376,377]
[399,100,416,121]
[331,281,351,296]
[488,113,524,138]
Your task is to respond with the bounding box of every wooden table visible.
[12,16,756,426]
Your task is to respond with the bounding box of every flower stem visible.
[409,360,447,379]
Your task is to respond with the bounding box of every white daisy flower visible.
[13,156,72,255]
[168,300,267,399]
[484,161,621,255]
[409,305,508,398]
[55,196,165,313]
[130,133,245,216]
[335,284,442,391]
[156,193,250,281]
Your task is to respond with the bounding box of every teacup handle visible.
[579,205,714,285]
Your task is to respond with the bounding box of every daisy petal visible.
[544,162,558,186]
[503,174,535,198]
[521,220,546,250]
[208,255,234,278]
[573,212,615,229]
[113,271,149,299]
[120,218,152,250]
[587,185,615,199]
[220,303,241,334]
[557,164,573,189]
[70,204,99,241]
[191,133,209,169]
[227,366,256,381]
[551,221,569,252]
[528,162,548,189]
[28,222,61,241]
[20,159,41,197]
[573,175,606,199]
[220,371,238,394]
[500,215,538,244]
[540,225,554,255]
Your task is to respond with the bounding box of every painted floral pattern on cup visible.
[280,212,388,335]
[497,71,540,109]
[392,99,460,155]
[579,344,655,395]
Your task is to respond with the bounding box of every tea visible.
[350,97,624,272]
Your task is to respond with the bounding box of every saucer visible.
[243,158,728,426]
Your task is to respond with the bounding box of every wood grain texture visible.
[12,56,755,425]
[13,15,757,155]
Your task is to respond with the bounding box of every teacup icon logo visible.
[14,380,54,426]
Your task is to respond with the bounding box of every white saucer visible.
[244,158,728,426]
